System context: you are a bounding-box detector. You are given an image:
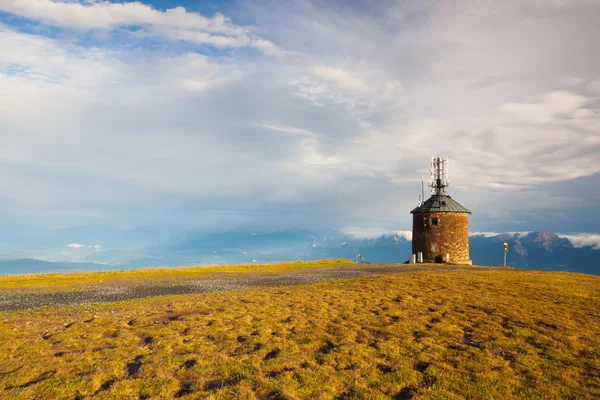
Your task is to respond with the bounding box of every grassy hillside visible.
[1,264,599,399]
[0,259,350,291]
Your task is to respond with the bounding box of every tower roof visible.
[410,194,471,214]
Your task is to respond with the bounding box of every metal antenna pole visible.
[437,157,441,192]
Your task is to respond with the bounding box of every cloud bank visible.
[558,234,600,250]
[0,0,599,234]
[470,232,531,238]
[341,227,412,241]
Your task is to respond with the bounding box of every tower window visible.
[431,218,439,226]
[441,201,446,206]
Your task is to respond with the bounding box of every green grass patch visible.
[1,267,599,399]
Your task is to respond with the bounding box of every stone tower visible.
[411,157,472,264]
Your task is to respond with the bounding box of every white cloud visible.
[396,231,413,241]
[156,53,232,93]
[588,80,600,94]
[470,232,530,238]
[296,140,344,165]
[288,75,368,105]
[470,232,501,237]
[0,0,282,55]
[252,123,321,138]
[498,91,589,124]
[143,27,250,48]
[250,38,295,58]
[534,0,600,8]
[32,255,55,262]
[94,245,102,251]
[290,66,404,126]
[381,80,403,100]
[341,227,412,241]
[0,25,123,87]
[253,123,344,166]
[310,65,371,93]
[558,233,600,250]
[559,76,586,86]
[508,232,532,237]
[67,243,84,248]
[1,0,247,33]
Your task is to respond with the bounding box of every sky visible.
[1,0,600,238]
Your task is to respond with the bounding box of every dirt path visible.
[0,264,489,311]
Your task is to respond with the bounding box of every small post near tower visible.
[411,157,472,264]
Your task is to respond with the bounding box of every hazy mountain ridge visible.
[0,228,598,275]
[470,230,599,275]
[0,259,110,275]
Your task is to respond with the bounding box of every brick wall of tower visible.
[412,212,471,264]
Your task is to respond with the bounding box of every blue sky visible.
[1,0,600,243]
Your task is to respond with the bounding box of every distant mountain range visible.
[0,228,598,275]
[470,230,599,275]
[0,259,110,275]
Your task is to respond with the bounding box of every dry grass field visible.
[0,259,349,291]
[1,262,599,399]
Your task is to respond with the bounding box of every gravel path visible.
[0,264,487,311]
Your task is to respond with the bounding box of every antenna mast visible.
[429,157,449,195]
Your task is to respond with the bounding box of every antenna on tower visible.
[429,156,449,195]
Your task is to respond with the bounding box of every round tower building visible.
[411,158,472,264]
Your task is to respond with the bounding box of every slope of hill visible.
[0,263,598,399]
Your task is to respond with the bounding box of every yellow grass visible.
[0,259,351,291]
[1,266,599,399]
